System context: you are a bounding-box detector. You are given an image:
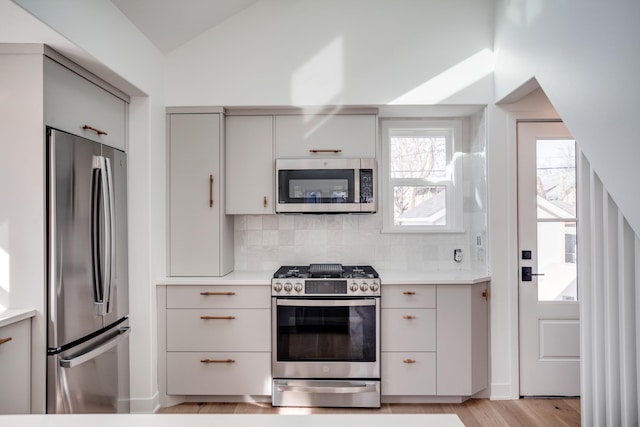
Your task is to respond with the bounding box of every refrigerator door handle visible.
[91,156,115,316]
[103,156,116,315]
[59,327,130,369]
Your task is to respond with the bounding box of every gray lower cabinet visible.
[0,318,31,414]
[381,283,488,399]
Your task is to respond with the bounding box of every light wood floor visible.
[158,398,581,427]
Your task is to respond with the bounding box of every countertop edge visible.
[0,309,37,328]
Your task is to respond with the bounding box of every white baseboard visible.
[130,391,160,414]
[490,383,517,400]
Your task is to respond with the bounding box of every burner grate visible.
[309,263,343,277]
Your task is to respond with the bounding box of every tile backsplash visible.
[233,212,486,272]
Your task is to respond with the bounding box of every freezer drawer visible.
[47,322,130,413]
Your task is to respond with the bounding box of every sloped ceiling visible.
[110,0,259,54]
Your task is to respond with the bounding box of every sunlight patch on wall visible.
[390,48,495,105]
[291,36,344,110]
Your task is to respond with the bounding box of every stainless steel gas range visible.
[271,264,381,408]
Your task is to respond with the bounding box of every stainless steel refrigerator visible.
[46,128,130,413]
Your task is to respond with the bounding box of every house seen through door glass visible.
[536,138,577,301]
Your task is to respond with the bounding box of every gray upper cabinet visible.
[275,112,377,158]
[44,56,128,151]
[226,115,275,214]
[167,111,234,277]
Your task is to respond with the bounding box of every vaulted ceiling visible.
[110,0,259,54]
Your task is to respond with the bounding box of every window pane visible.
[393,186,446,226]
[390,135,447,179]
[537,221,578,301]
[536,139,576,218]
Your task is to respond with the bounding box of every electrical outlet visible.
[454,249,463,263]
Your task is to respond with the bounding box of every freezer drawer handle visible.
[0,337,12,346]
[59,327,130,369]
[277,383,376,394]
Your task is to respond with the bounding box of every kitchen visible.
[1,0,639,425]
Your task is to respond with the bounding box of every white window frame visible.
[381,118,464,233]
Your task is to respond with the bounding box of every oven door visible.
[272,297,380,379]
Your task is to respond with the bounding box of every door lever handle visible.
[522,266,544,281]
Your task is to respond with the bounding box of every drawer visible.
[166,285,271,309]
[381,285,436,308]
[44,57,127,151]
[381,308,436,352]
[167,352,271,395]
[381,352,436,396]
[167,308,270,351]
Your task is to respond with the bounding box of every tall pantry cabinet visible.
[167,108,233,276]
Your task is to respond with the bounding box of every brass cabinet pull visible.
[209,174,214,207]
[82,124,108,136]
[403,291,416,295]
[199,292,236,296]
[263,196,267,208]
[482,289,489,301]
[200,359,235,364]
[403,359,417,364]
[309,149,342,154]
[200,316,236,320]
[0,337,12,346]
[403,315,416,320]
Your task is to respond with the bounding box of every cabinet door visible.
[0,319,31,414]
[275,114,376,158]
[169,113,224,276]
[226,116,274,214]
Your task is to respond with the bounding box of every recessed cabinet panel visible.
[0,319,31,414]
[275,114,376,158]
[166,285,270,309]
[166,308,271,352]
[167,352,271,395]
[381,352,436,396]
[381,308,436,352]
[381,285,436,309]
[226,115,274,214]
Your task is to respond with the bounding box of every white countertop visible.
[157,270,490,286]
[0,308,36,328]
[0,414,464,427]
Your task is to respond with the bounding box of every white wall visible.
[494,0,640,235]
[5,0,166,413]
[166,0,494,106]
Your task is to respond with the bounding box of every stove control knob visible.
[370,283,379,292]
[360,282,369,292]
[350,281,359,292]
[273,282,283,293]
[294,282,303,292]
[284,282,293,292]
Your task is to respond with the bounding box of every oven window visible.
[278,169,355,204]
[276,303,376,362]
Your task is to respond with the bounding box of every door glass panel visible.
[537,221,577,301]
[536,139,576,218]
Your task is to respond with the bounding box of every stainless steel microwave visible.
[276,158,376,213]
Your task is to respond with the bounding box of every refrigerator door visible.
[47,320,131,413]
[101,145,129,328]
[48,129,104,348]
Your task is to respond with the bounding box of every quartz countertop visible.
[157,270,490,286]
[0,308,36,328]
[0,414,464,427]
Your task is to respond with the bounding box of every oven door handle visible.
[275,299,377,307]
[277,383,377,394]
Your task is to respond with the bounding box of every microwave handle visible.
[309,149,342,154]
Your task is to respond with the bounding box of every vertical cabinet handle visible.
[209,174,213,208]
[264,196,268,208]
[0,337,13,346]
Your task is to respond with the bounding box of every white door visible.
[517,121,580,396]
